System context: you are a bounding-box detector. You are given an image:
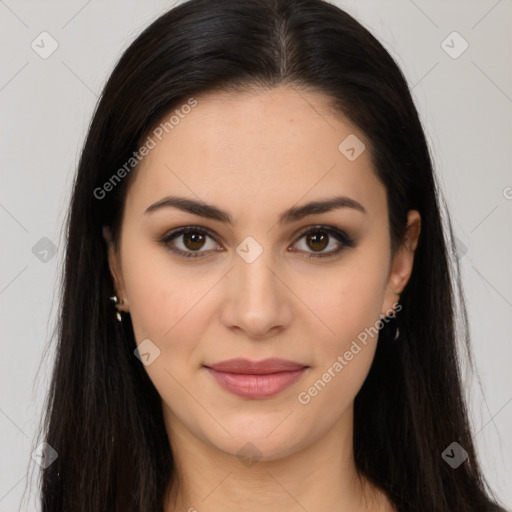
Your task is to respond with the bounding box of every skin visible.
[104,85,421,512]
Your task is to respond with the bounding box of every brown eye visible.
[159,227,220,258]
[160,225,355,260]
[291,226,355,259]
[182,232,206,251]
[305,231,329,252]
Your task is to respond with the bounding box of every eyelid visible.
[291,225,355,258]
[158,224,355,259]
[159,226,221,257]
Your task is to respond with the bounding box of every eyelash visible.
[158,225,355,260]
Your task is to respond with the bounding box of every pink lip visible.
[204,358,308,399]
[206,357,306,374]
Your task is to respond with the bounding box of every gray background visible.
[0,0,511,510]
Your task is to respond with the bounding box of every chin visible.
[202,416,311,463]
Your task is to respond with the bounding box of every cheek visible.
[309,259,388,355]
[120,232,207,340]
[120,243,216,410]
[298,252,388,400]
[294,275,385,428]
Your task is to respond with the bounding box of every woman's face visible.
[104,85,420,461]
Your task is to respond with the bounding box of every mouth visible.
[204,358,309,399]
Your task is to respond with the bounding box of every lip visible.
[204,358,308,399]
[206,358,306,374]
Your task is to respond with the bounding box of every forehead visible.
[125,85,386,222]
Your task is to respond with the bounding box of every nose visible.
[220,244,293,340]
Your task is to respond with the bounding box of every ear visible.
[380,210,421,316]
[102,226,129,312]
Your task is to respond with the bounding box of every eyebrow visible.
[144,194,367,225]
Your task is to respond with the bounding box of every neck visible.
[162,403,391,512]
